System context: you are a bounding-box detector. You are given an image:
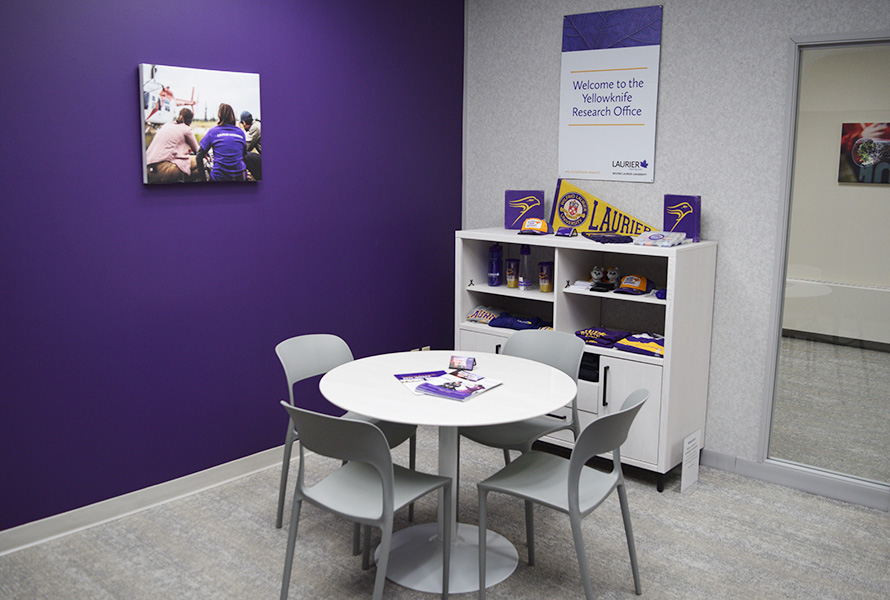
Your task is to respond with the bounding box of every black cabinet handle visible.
[495,344,501,354]
[602,365,609,406]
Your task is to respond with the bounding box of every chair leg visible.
[408,434,417,522]
[340,457,363,556]
[345,458,363,556]
[353,522,362,556]
[569,509,596,600]
[455,435,461,516]
[478,489,488,600]
[442,480,452,600]
[373,524,392,600]
[276,427,296,529]
[362,525,373,570]
[280,496,302,600]
[524,499,535,566]
[617,482,642,595]
[502,448,511,465]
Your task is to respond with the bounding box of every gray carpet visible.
[2,426,888,599]
[771,336,890,483]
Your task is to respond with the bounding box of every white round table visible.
[319,350,577,594]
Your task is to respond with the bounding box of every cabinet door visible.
[599,357,663,467]
[458,328,512,354]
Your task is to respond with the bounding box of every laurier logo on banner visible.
[549,180,655,235]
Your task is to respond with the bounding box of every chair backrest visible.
[501,329,585,382]
[570,389,649,471]
[280,401,393,477]
[275,334,354,404]
[281,401,395,522]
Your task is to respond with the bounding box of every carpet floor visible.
[2,425,888,599]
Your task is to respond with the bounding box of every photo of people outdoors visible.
[141,64,262,184]
[838,122,889,184]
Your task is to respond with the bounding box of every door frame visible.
[759,30,890,510]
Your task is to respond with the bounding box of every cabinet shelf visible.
[562,286,666,306]
[587,345,663,366]
[461,321,663,366]
[465,283,556,303]
[455,227,717,478]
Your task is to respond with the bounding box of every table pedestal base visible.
[378,522,519,594]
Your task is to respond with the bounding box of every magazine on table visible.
[414,370,502,401]
[394,370,448,394]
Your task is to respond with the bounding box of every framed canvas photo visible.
[838,122,889,184]
[140,64,262,184]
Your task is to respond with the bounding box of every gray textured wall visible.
[463,0,889,463]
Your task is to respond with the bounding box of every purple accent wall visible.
[0,0,464,531]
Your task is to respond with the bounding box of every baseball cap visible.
[239,111,252,122]
[519,218,552,235]
[613,275,654,295]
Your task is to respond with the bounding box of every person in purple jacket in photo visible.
[196,103,247,182]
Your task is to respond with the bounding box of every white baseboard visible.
[0,445,285,556]
[701,449,890,511]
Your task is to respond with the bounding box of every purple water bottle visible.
[488,243,503,286]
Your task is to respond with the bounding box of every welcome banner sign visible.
[558,6,663,183]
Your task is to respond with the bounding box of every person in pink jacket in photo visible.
[145,108,200,183]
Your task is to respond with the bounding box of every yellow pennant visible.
[550,180,656,236]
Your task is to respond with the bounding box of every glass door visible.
[769,39,890,485]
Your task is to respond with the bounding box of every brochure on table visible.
[394,369,502,402]
[394,371,447,394]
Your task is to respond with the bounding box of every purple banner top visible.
[563,5,663,52]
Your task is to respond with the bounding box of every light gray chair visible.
[477,389,649,599]
[459,329,586,463]
[275,335,417,548]
[279,402,451,600]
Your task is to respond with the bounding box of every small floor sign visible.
[681,429,701,493]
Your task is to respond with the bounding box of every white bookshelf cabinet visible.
[455,228,717,488]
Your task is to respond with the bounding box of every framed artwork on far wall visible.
[140,64,262,184]
[838,122,889,184]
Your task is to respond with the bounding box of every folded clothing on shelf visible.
[488,313,551,331]
[575,328,665,358]
[467,306,553,332]
[582,232,634,244]
[466,305,505,324]
[614,333,665,357]
[574,327,631,347]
